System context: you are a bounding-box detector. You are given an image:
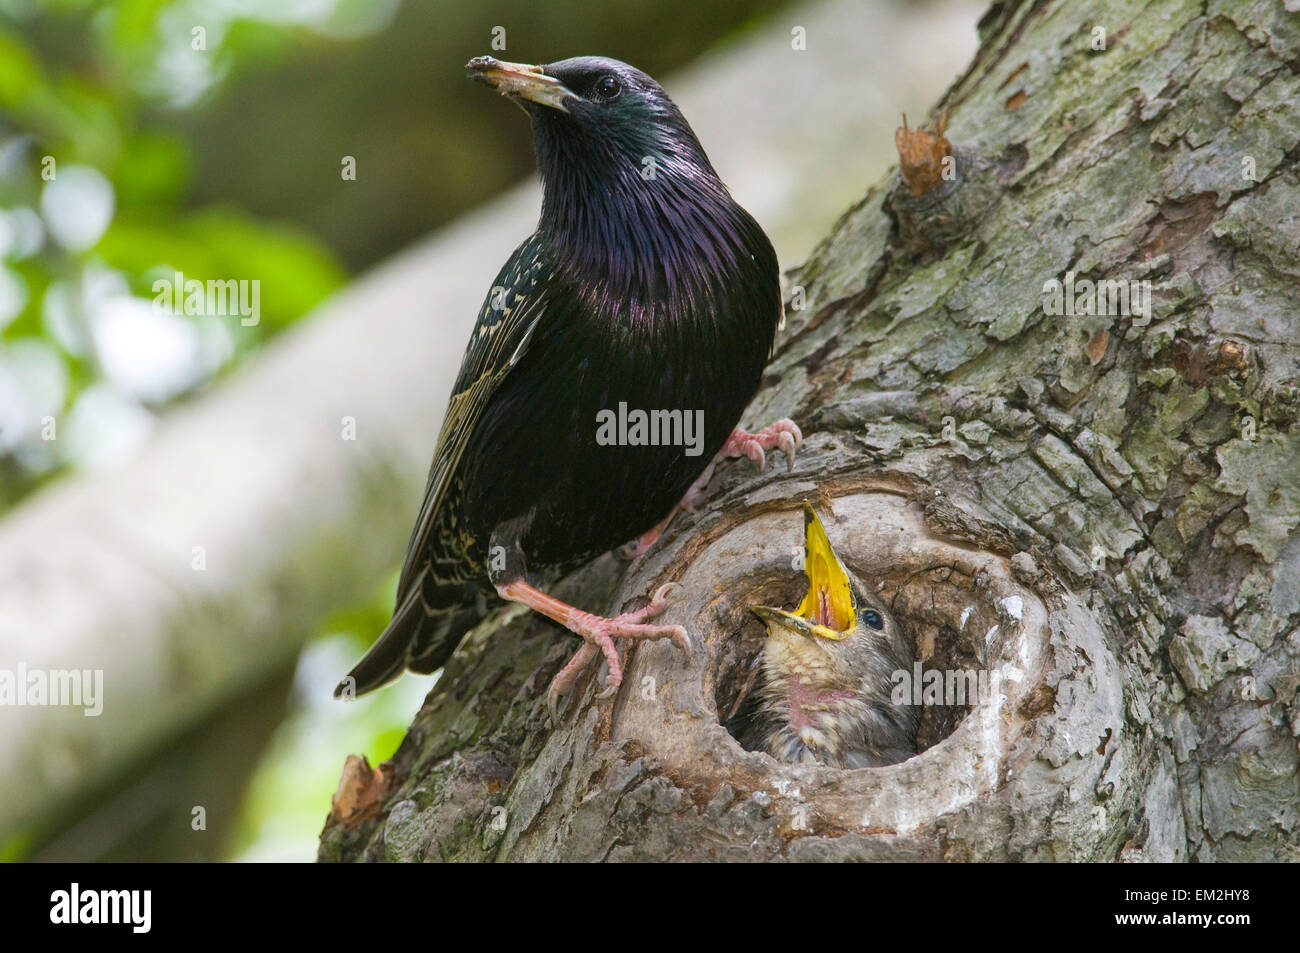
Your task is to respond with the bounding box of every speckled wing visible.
[398,234,551,595]
[336,234,551,696]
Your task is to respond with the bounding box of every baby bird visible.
[742,503,919,768]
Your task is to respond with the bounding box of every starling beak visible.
[743,503,920,768]
[465,57,575,112]
[336,55,791,712]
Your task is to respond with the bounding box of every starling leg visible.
[495,580,692,719]
[618,418,803,560]
[618,461,718,559]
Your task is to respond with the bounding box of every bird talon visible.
[670,625,693,658]
[778,431,797,470]
[545,639,600,722]
[649,581,681,608]
[534,583,690,720]
[782,419,804,449]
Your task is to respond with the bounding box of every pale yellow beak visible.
[466,56,574,112]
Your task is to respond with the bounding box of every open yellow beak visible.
[466,56,574,112]
[750,502,856,641]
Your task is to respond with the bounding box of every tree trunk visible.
[319,0,1300,862]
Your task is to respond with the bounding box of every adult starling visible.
[740,503,919,767]
[336,56,800,712]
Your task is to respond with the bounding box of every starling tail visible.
[334,580,483,698]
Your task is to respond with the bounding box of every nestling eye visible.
[594,74,622,100]
[862,609,884,630]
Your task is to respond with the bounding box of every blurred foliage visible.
[0,0,350,508]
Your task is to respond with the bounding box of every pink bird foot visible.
[721,418,803,472]
[495,580,692,721]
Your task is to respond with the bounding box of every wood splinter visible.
[895,110,953,196]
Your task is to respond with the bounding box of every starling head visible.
[465,54,714,183]
[747,503,919,768]
[466,54,761,321]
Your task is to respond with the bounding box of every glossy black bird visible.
[336,55,800,712]
[739,504,919,767]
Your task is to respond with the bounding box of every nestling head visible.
[751,503,904,694]
[746,502,920,768]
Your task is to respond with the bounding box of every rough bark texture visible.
[320,0,1300,862]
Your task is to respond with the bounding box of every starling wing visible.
[336,235,552,697]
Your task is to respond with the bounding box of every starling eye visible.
[593,75,622,100]
[862,609,884,630]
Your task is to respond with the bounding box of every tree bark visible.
[320,0,1300,862]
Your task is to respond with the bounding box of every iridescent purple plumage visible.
[338,56,787,710]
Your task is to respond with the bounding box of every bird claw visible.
[644,581,681,612]
[547,641,599,723]
[724,418,803,473]
[669,625,693,659]
[776,430,799,471]
[545,583,690,721]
